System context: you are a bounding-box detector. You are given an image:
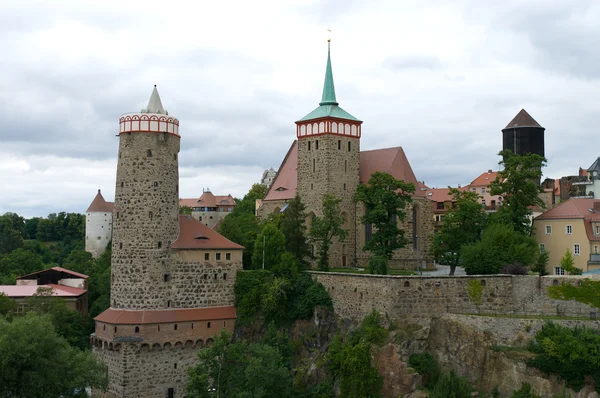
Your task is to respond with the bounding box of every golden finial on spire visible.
[327,27,332,43]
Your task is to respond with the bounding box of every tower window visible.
[167,300,171,307]
[164,273,170,282]
[135,326,139,333]
[149,211,153,219]
[216,253,221,260]
[338,140,341,150]
[348,142,351,152]
[315,140,319,150]
[117,212,119,219]
[147,149,152,157]
[114,326,117,333]
[345,160,347,172]
[207,322,211,329]
[158,241,162,249]
[174,154,177,160]
[313,159,316,173]
[174,324,178,331]
[121,182,124,188]
[311,183,313,190]
[308,141,311,150]
[226,253,231,260]
[205,253,210,261]
[119,242,123,249]
[223,273,227,280]
[174,363,177,369]
[344,183,346,190]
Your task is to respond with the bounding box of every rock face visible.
[427,314,600,397]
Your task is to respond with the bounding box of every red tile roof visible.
[418,181,429,191]
[94,306,236,324]
[504,109,543,129]
[0,284,87,298]
[17,267,89,280]
[535,198,600,241]
[180,194,236,208]
[469,170,498,187]
[86,189,114,213]
[360,146,423,196]
[263,140,298,201]
[171,215,244,250]
[424,188,454,203]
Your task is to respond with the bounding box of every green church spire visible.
[319,40,338,106]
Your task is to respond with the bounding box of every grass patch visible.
[329,267,417,276]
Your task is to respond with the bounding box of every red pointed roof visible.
[171,215,244,250]
[469,170,499,187]
[504,109,543,129]
[535,198,600,241]
[263,140,298,201]
[86,189,114,213]
[360,146,423,196]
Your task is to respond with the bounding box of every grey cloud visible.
[383,55,444,71]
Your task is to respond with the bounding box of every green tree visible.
[187,330,293,398]
[0,293,17,317]
[0,312,107,398]
[533,249,549,276]
[368,255,388,275]
[0,248,44,284]
[219,184,267,268]
[0,213,24,255]
[279,195,311,265]
[432,188,487,275]
[512,383,542,398]
[489,150,547,234]
[63,249,95,276]
[27,287,90,350]
[429,371,474,398]
[88,246,111,318]
[252,223,286,270]
[354,172,415,258]
[461,224,539,275]
[309,194,347,271]
[559,248,582,275]
[179,205,193,215]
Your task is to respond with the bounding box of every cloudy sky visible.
[1,0,599,217]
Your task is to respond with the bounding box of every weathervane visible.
[327,26,332,43]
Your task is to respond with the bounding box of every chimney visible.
[594,202,600,212]
[458,184,461,188]
[488,170,492,173]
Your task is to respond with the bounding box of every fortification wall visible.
[310,273,599,322]
[93,342,198,398]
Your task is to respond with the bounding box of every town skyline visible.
[2,0,600,217]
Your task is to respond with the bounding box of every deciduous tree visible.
[279,195,311,265]
[354,172,415,259]
[252,223,286,270]
[309,194,347,271]
[489,150,547,234]
[432,188,487,275]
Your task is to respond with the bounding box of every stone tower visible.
[92,87,243,398]
[296,40,362,267]
[111,85,181,309]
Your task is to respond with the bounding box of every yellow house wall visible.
[533,218,592,273]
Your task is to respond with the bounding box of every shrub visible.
[547,278,600,310]
[502,262,528,275]
[429,370,474,398]
[528,323,600,392]
[408,352,440,388]
[368,255,388,275]
[512,383,541,398]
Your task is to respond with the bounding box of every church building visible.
[91,87,243,398]
[257,40,434,268]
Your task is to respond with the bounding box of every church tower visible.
[296,40,362,267]
[502,109,545,158]
[111,85,181,309]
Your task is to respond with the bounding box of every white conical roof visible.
[141,85,168,115]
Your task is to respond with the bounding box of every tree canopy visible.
[279,195,311,265]
[252,223,286,270]
[309,194,347,271]
[432,188,487,275]
[0,313,107,398]
[354,171,415,259]
[489,150,547,234]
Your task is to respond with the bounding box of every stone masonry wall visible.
[111,132,180,310]
[94,343,200,398]
[297,134,360,268]
[311,272,600,323]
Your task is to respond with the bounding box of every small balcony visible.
[588,254,600,265]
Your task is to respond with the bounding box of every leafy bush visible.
[511,383,541,398]
[528,323,600,391]
[462,224,539,275]
[327,311,386,398]
[368,255,388,275]
[429,370,474,398]
[547,278,600,309]
[502,262,528,275]
[408,352,440,388]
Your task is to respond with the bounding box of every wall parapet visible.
[309,272,600,323]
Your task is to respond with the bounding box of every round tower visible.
[111,85,181,310]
